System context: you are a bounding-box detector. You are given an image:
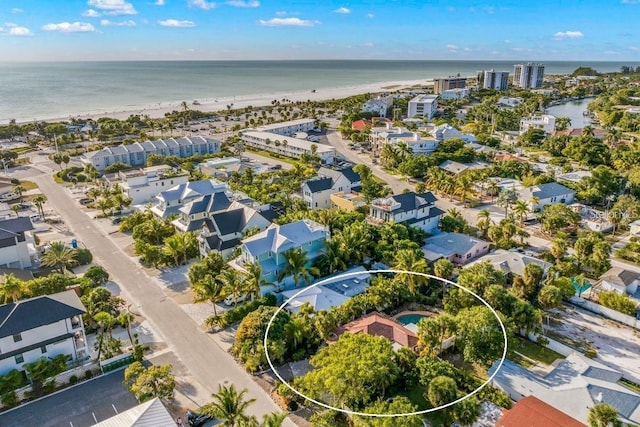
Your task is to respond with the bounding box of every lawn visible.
[244,147,297,165]
[510,336,564,365]
[18,180,38,191]
[398,384,429,409]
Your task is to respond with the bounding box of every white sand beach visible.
[43,78,433,124]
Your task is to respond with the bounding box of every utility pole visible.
[54,133,59,153]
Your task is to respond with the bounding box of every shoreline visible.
[17,78,434,125]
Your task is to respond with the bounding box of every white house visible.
[407,95,439,119]
[570,203,614,233]
[0,290,88,376]
[362,95,393,118]
[467,249,552,277]
[421,232,490,265]
[301,166,362,210]
[83,136,221,171]
[431,124,476,142]
[119,166,190,205]
[255,118,316,136]
[0,217,37,269]
[91,398,176,427]
[151,179,230,218]
[368,191,444,234]
[369,123,439,155]
[520,115,557,133]
[240,131,335,165]
[516,182,575,211]
[597,267,640,296]
[497,97,524,108]
[439,160,490,176]
[630,219,640,236]
[440,88,469,100]
[232,219,328,289]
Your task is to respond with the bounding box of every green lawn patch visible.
[511,336,564,365]
[397,384,429,409]
[19,180,38,191]
[244,147,297,165]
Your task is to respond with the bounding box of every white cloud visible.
[503,39,512,44]
[275,11,287,16]
[490,50,500,55]
[4,22,17,27]
[554,30,584,39]
[366,13,374,18]
[11,8,23,14]
[258,17,320,27]
[154,0,166,4]
[101,19,136,26]
[82,9,101,17]
[446,44,458,52]
[463,47,472,52]
[333,7,351,14]
[189,0,217,10]
[42,22,96,32]
[3,26,33,36]
[511,47,525,52]
[158,19,196,27]
[226,0,260,7]
[87,0,136,16]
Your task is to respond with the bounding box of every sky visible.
[0,0,639,61]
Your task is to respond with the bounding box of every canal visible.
[546,97,594,128]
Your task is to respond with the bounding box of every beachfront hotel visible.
[83,136,221,171]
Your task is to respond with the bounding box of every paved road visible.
[0,370,138,427]
[32,171,292,424]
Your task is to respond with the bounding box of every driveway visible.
[0,370,138,427]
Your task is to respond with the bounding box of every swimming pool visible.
[396,313,426,325]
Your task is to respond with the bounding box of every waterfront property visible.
[489,353,640,426]
[240,130,335,164]
[118,165,189,205]
[369,123,439,155]
[83,136,221,171]
[361,95,394,118]
[0,290,88,376]
[478,69,509,91]
[520,114,557,133]
[367,191,444,234]
[496,396,586,427]
[337,312,419,351]
[421,232,490,265]
[232,219,328,287]
[439,88,469,100]
[432,76,467,94]
[497,97,524,108]
[407,94,439,119]
[0,217,37,270]
[150,179,230,218]
[513,63,545,89]
[301,166,362,210]
[516,182,576,212]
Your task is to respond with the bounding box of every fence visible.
[569,297,640,330]
[526,332,574,357]
[100,352,134,373]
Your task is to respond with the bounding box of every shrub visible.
[206,294,277,329]
[74,248,93,266]
[1,390,18,408]
[10,178,20,185]
[85,370,94,380]
[84,265,109,285]
[585,348,598,359]
[598,291,638,316]
[69,375,78,385]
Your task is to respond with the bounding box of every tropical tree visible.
[33,194,47,219]
[124,362,175,402]
[476,209,492,239]
[538,285,563,326]
[427,375,458,423]
[392,248,429,295]
[0,273,29,303]
[13,185,26,202]
[201,384,256,427]
[193,274,227,317]
[278,248,314,287]
[117,311,136,347]
[513,200,530,225]
[496,188,517,217]
[41,241,76,274]
[162,232,195,266]
[452,396,481,426]
[94,311,117,361]
[10,204,20,217]
[244,261,267,301]
[220,269,245,307]
[587,403,621,427]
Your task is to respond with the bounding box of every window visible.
[41,345,47,354]
[13,333,22,343]
[15,354,24,364]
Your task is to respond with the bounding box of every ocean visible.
[0,60,633,123]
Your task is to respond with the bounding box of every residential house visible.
[368,191,444,234]
[551,128,605,139]
[597,267,640,296]
[369,123,439,155]
[232,219,328,289]
[0,217,37,269]
[630,219,640,236]
[351,119,372,131]
[431,124,476,142]
[330,191,366,212]
[361,95,393,117]
[91,398,177,427]
[240,131,335,165]
[173,191,234,232]
[440,88,469,100]
[556,170,592,184]
[496,396,586,427]
[516,182,575,212]
[119,166,189,205]
[0,290,88,376]
[421,232,490,265]
[301,166,362,210]
[83,136,221,171]
[282,266,372,313]
[439,160,490,176]
[489,353,640,425]
[497,97,524,108]
[199,157,270,180]
[197,201,276,259]
[337,312,419,351]
[407,94,439,119]
[520,115,557,133]
[151,179,229,218]
[570,203,614,233]
[467,249,552,278]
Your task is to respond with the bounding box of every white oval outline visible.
[263,269,508,418]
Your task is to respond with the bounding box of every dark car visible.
[78,198,94,205]
[187,411,220,427]
[111,217,122,225]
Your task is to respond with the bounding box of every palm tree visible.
[13,185,26,202]
[202,384,256,427]
[315,239,346,275]
[117,311,136,347]
[162,232,194,266]
[259,412,287,427]
[392,249,429,295]
[244,261,267,301]
[95,198,113,216]
[513,200,530,225]
[193,274,228,317]
[220,269,244,307]
[278,248,313,288]
[33,194,47,219]
[454,174,474,207]
[476,209,492,239]
[41,241,76,274]
[10,205,20,217]
[587,403,621,427]
[94,311,117,361]
[0,273,28,303]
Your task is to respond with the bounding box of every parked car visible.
[224,293,248,306]
[111,217,122,225]
[78,198,94,205]
[187,411,219,427]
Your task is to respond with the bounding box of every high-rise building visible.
[433,76,467,94]
[513,63,545,89]
[478,69,510,91]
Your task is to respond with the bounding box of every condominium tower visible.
[513,63,545,89]
[432,76,467,95]
[478,70,510,91]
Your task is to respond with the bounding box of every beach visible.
[39,78,432,124]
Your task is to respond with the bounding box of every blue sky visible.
[1,0,639,61]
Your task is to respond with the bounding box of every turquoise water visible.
[396,314,426,325]
[0,60,631,123]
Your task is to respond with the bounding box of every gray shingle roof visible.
[519,182,575,200]
[423,232,487,257]
[0,290,85,338]
[387,191,437,213]
[600,267,640,287]
[305,177,333,193]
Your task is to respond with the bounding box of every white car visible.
[224,293,248,306]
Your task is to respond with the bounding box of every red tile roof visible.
[496,396,586,427]
[493,154,524,162]
[551,128,605,138]
[352,119,372,130]
[339,312,418,348]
